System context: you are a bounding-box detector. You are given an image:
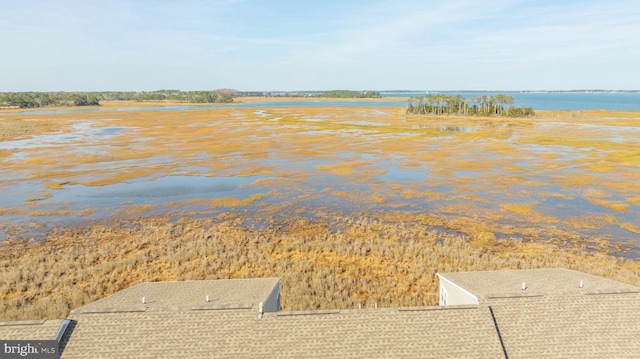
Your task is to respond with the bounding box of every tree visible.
[406,93,533,118]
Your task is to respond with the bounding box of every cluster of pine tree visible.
[406,94,534,117]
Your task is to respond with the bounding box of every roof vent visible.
[579,280,584,288]
[206,295,210,302]
[258,302,264,319]
[521,282,527,291]
[142,297,146,304]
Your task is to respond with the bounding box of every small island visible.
[407,93,534,117]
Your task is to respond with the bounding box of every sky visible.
[1,0,639,91]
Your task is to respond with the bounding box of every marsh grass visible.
[314,161,369,176]
[1,214,639,321]
[620,223,640,234]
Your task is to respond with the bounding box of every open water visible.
[11,92,640,115]
[381,92,640,111]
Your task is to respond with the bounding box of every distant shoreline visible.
[4,93,640,113]
[379,90,640,94]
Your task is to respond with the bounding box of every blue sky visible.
[1,0,639,91]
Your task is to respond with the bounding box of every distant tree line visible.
[0,92,100,108]
[406,94,534,117]
[132,89,236,103]
[320,90,381,98]
[265,90,381,98]
[0,89,237,109]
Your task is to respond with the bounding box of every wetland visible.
[1,99,639,319]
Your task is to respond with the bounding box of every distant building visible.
[1,270,639,358]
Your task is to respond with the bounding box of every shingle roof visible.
[61,278,280,358]
[252,306,505,358]
[489,293,640,358]
[5,270,639,358]
[438,268,639,303]
[0,319,67,340]
[62,305,506,359]
[71,278,280,313]
[62,309,257,359]
[60,271,507,358]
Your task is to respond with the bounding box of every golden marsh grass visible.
[1,214,639,321]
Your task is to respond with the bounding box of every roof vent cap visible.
[521,282,527,291]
